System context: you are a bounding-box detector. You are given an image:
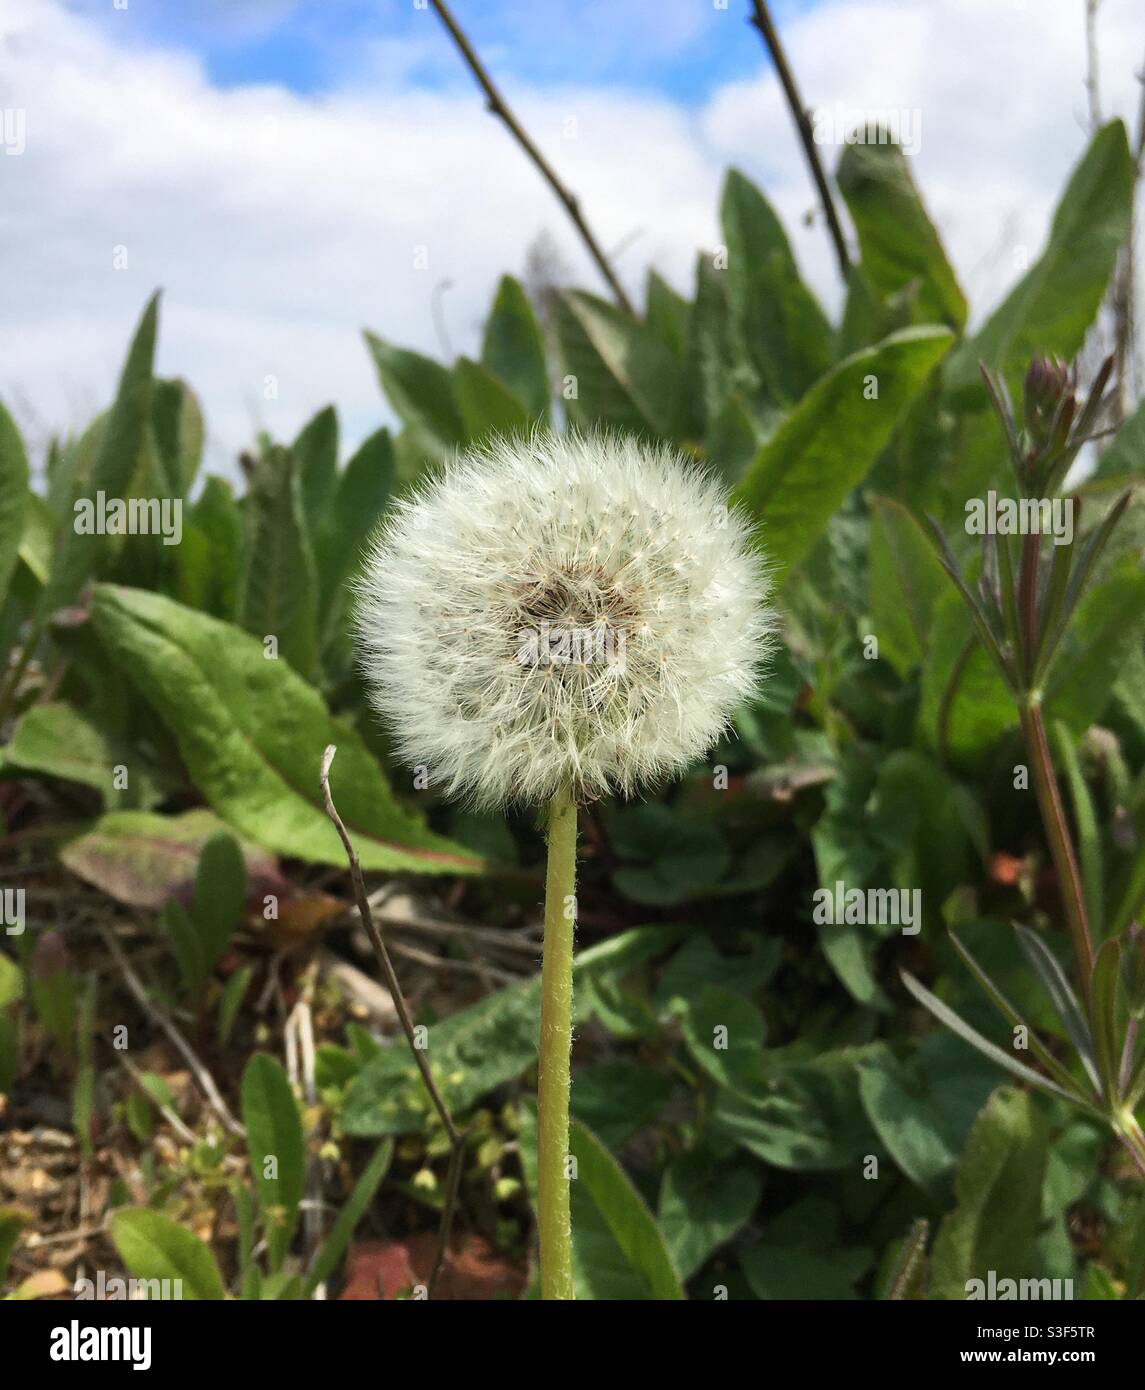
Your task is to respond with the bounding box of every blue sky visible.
[68,0,814,103]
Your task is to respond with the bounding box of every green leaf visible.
[364,333,464,454]
[151,378,203,497]
[658,1152,761,1281]
[517,1106,683,1300]
[929,1087,1050,1300]
[555,290,682,437]
[237,446,318,678]
[644,269,691,360]
[567,1118,684,1299]
[315,427,394,635]
[185,477,243,619]
[91,585,482,875]
[1012,923,1099,1091]
[5,703,137,808]
[193,832,246,970]
[303,1139,393,1296]
[570,1061,672,1149]
[217,965,253,1049]
[0,401,29,608]
[679,984,765,1094]
[836,140,967,330]
[292,406,339,532]
[43,292,160,612]
[1088,938,1121,1105]
[241,1052,305,1272]
[110,1208,226,1300]
[900,970,1084,1107]
[1046,560,1145,732]
[711,1047,881,1170]
[453,356,530,441]
[720,167,833,402]
[733,326,954,583]
[684,253,756,437]
[868,496,949,674]
[343,926,679,1135]
[480,275,550,420]
[945,121,1134,401]
[161,899,207,1002]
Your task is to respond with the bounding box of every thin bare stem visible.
[428,0,634,314]
[1084,0,1103,132]
[320,745,463,1299]
[99,926,244,1139]
[748,0,851,280]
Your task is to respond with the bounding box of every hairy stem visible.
[1019,700,1095,989]
[537,781,577,1300]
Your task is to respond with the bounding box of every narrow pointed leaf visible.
[1012,924,1100,1092]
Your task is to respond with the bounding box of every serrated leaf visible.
[91,585,482,875]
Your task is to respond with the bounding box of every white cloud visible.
[1,0,1142,477]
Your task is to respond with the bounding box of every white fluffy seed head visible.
[353,430,773,808]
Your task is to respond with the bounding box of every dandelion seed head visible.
[353,430,773,807]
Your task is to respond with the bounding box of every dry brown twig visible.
[319,744,464,1300]
[748,0,851,280]
[99,925,245,1139]
[427,0,634,314]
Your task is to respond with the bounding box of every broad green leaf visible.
[185,477,243,619]
[315,426,393,635]
[110,1208,226,1300]
[711,1047,881,1170]
[59,808,280,910]
[868,496,949,674]
[453,356,530,441]
[720,167,833,402]
[734,326,954,582]
[4,703,152,808]
[742,1238,871,1300]
[241,1052,305,1272]
[151,378,203,497]
[644,269,691,360]
[517,1107,684,1300]
[555,290,682,437]
[237,446,318,678]
[945,121,1133,401]
[929,1088,1050,1300]
[836,140,967,330]
[683,253,758,437]
[42,292,159,612]
[343,926,680,1136]
[91,585,482,874]
[569,1062,672,1149]
[0,401,29,607]
[658,1152,761,1281]
[292,406,339,531]
[1046,561,1145,732]
[480,275,550,420]
[679,984,765,1094]
[303,1139,393,1296]
[364,333,464,454]
[1091,395,1145,483]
